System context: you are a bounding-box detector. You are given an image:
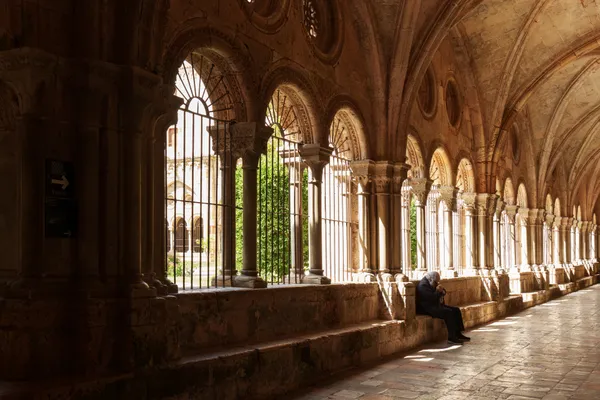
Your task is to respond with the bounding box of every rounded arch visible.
[517,183,528,208]
[545,194,553,214]
[260,63,322,144]
[325,95,369,160]
[554,198,561,217]
[406,134,426,179]
[456,158,476,193]
[161,23,254,121]
[429,147,453,186]
[504,178,516,206]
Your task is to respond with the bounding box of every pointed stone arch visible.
[429,148,453,186]
[546,194,553,214]
[504,178,516,206]
[406,134,425,179]
[327,105,366,161]
[517,183,528,208]
[554,198,561,217]
[456,158,475,193]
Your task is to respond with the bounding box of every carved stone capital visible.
[437,185,458,211]
[409,178,432,206]
[495,199,506,218]
[392,162,410,193]
[350,159,375,190]
[528,208,546,225]
[518,207,530,226]
[475,193,498,217]
[209,122,273,166]
[561,217,573,230]
[372,161,394,194]
[546,214,556,226]
[460,192,476,213]
[300,144,333,178]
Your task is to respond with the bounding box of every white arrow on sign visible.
[51,175,69,190]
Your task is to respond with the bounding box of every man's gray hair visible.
[424,271,441,286]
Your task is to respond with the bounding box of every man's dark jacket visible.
[415,277,443,315]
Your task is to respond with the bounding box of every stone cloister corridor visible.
[291,286,600,400]
[5,0,600,399]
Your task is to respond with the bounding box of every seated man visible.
[416,271,470,345]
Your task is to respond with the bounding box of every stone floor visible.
[289,285,600,400]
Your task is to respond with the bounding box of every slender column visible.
[232,122,273,288]
[505,205,519,271]
[461,193,478,274]
[300,144,333,284]
[517,208,530,270]
[527,209,545,266]
[562,217,573,266]
[288,165,304,278]
[545,214,555,265]
[208,125,241,286]
[552,217,561,264]
[400,186,412,279]
[494,201,505,271]
[571,219,577,263]
[438,186,458,277]
[350,160,376,281]
[392,163,409,280]
[475,194,498,271]
[411,179,432,277]
[372,162,394,280]
[581,222,589,260]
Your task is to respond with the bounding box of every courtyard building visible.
[1,0,600,398]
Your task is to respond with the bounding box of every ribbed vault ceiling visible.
[458,0,600,211]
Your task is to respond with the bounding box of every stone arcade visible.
[2,0,600,399]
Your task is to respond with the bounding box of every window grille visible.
[165,55,236,289]
[303,0,319,38]
[323,115,356,282]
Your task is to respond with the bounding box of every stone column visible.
[287,164,304,279]
[207,125,241,286]
[571,219,578,263]
[552,217,561,264]
[475,194,498,271]
[411,179,432,278]
[300,144,333,284]
[528,209,545,266]
[517,208,530,270]
[231,122,273,288]
[461,193,478,275]
[438,186,458,278]
[400,185,413,280]
[350,160,376,281]
[494,200,505,272]
[391,163,409,281]
[581,222,589,260]
[505,205,519,271]
[372,162,394,281]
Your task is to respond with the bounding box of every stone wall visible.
[177,283,381,354]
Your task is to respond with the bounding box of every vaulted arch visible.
[429,148,453,186]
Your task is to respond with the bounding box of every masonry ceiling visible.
[458,0,600,205]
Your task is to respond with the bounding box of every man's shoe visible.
[447,337,464,345]
[457,333,471,342]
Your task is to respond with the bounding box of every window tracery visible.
[445,79,461,128]
[418,67,436,118]
[303,0,319,38]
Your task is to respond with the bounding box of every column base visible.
[464,268,480,277]
[441,269,458,279]
[394,273,410,283]
[233,274,268,288]
[412,269,428,280]
[378,272,394,283]
[130,281,157,298]
[301,274,331,285]
[211,275,235,288]
[357,272,377,282]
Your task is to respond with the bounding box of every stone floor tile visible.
[289,286,600,400]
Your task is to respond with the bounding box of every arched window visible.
[257,87,306,284]
[192,217,204,253]
[323,112,358,282]
[174,218,189,253]
[166,54,236,289]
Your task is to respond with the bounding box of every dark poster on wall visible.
[45,159,77,238]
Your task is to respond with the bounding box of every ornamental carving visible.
[350,160,375,189]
